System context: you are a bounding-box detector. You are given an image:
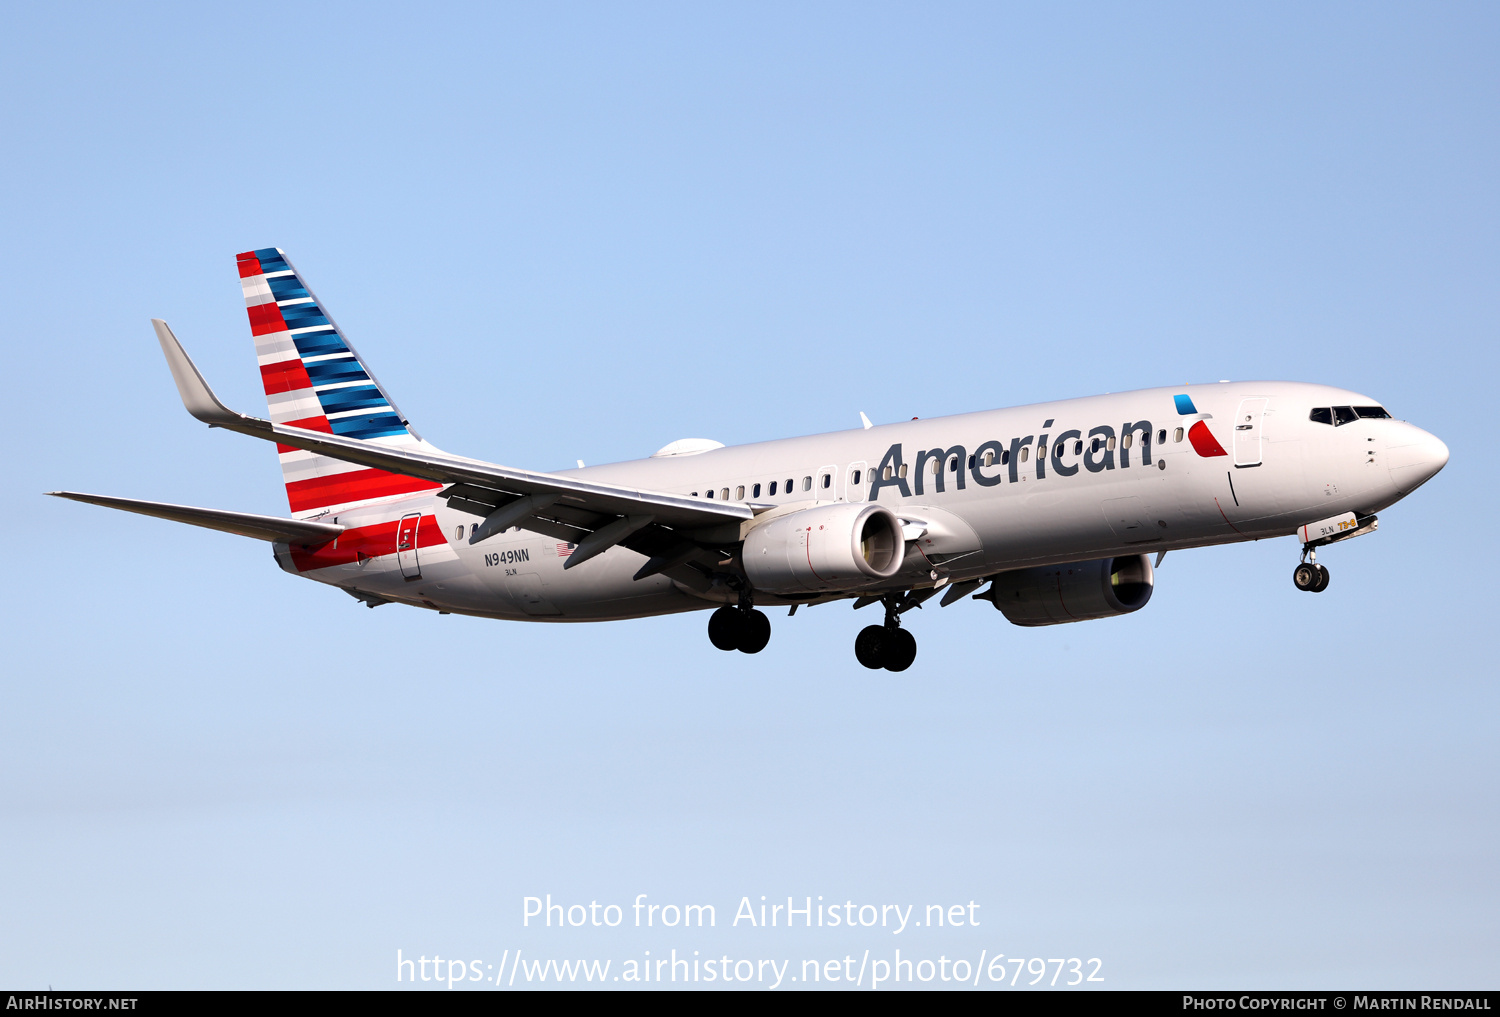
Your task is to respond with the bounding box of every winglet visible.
[153,319,241,426]
[859,412,873,430]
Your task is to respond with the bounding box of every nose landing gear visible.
[1293,549,1331,593]
[854,594,919,671]
[707,593,772,654]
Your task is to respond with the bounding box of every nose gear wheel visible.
[1294,546,1331,593]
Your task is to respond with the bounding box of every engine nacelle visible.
[988,555,1154,627]
[743,503,906,594]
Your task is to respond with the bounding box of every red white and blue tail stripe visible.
[237,247,442,518]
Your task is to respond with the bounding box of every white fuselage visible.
[275,381,1448,622]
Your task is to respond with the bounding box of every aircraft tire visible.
[883,628,917,672]
[1293,563,1319,591]
[854,625,887,670]
[738,609,772,654]
[708,606,744,651]
[1311,564,1331,593]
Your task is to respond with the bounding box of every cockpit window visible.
[1355,405,1391,419]
[1333,405,1357,426]
[1309,408,1332,425]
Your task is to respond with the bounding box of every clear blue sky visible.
[2,1,1495,989]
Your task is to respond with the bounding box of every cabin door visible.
[396,513,422,579]
[1233,398,1269,468]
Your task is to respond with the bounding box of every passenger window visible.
[821,474,831,490]
[1173,427,1184,442]
[983,451,994,467]
[454,525,465,541]
[721,487,730,500]
[1157,429,1166,445]
[851,469,861,486]
[706,489,714,499]
[882,466,892,481]
[1107,436,1116,451]
[1074,441,1083,455]
[1122,433,1132,449]
[785,478,793,492]
[1001,450,1010,466]
[691,491,699,497]
[768,481,777,496]
[1309,407,1332,425]
[967,454,975,469]
[736,486,745,500]
[802,476,812,491]
[1091,438,1101,453]
[1019,447,1029,463]
[1333,406,1357,426]
[948,456,959,472]
[1355,405,1391,419]
[930,459,941,476]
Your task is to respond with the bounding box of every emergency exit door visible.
[846,461,868,502]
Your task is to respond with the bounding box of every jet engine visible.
[987,555,1154,627]
[743,503,906,594]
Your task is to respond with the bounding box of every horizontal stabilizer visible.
[47,491,345,545]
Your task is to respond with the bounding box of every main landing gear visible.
[854,594,918,672]
[1293,548,1331,593]
[708,600,771,654]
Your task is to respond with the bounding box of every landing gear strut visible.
[707,591,771,654]
[1293,547,1331,593]
[854,594,918,672]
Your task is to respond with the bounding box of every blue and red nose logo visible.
[1175,394,1228,458]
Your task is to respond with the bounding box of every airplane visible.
[50,248,1450,671]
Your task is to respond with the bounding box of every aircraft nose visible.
[1386,426,1449,493]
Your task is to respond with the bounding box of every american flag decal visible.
[557,543,575,557]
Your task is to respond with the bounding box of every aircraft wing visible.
[153,320,751,578]
[47,491,346,544]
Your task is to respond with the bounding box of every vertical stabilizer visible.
[236,248,442,518]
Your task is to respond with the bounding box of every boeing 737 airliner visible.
[52,248,1450,670]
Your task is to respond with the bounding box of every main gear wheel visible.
[854,623,918,671]
[708,605,772,653]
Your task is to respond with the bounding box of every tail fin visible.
[236,247,442,518]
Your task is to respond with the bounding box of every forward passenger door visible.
[1234,398,1270,468]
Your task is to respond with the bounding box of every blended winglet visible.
[153,319,243,426]
[147,319,754,533]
